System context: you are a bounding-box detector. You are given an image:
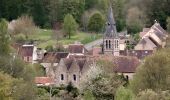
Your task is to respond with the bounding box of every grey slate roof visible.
[104,6,118,38]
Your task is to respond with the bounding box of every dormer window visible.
[61,74,64,80]
[73,74,76,81]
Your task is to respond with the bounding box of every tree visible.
[59,0,85,23]
[10,15,37,39]
[111,0,126,32]
[63,14,78,39]
[88,12,104,33]
[80,62,125,100]
[167,17,170,33]
[126,7,146,34]
[115,86,135,100]
[0,19,10,56]
[131,49,170,94]
[135,89,160,100]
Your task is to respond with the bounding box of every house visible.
[17,44,38,63]
[53,57,93,87]
[67,42,88,57]
[128,21,169,59]
[40,52,69,77]
[113,56,140,79]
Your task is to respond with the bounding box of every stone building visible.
[103,6,120,56]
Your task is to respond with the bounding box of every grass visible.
[29,29,102,49]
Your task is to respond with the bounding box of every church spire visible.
[104,6,118,38]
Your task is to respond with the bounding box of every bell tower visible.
[103,6,120,56]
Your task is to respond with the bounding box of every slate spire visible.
[104,6,118,37]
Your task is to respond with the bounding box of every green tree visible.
[88,12,104,33]
[112,0,126,32]
[0,19,10,56]
[131,49,170,94]
[115,86,134,100]
[126,7,145,34]
[59,0,85,23]
[63,14,78,39]
[167,17,170,33]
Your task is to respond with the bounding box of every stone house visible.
[53,57,93,87]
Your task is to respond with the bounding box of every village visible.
[0,0,170,100]
[11,6,168,88]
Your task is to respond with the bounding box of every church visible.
[103,6,120,56]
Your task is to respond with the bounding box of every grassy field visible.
[29,29,102,48]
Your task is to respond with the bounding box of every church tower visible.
[103,6,120,56]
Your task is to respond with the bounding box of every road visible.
[85,38,103,50]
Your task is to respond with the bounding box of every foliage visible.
[126,7,145,34]
[167,17,170,33]
[131,49,170,94]
[80,62,126,100]
[33,63,45,77]
[0,56,35,81]
[135,89,160,100]
[88,12,104,33]
[59,0,85,23]
[83,90,95,100]
[63,14,78,39]
[0,19,10,56]
[115,86,135,100]
[111,0,126,32]
[10,15,37,37]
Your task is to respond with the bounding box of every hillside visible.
[29,29,102,48]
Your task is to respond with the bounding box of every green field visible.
[29,29,102,48]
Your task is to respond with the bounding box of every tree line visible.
[0,0,170,34]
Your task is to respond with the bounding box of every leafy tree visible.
[112,0,126,32]
[60,0,85,23]
[0,19,10,56]
[10,15,37,39]
[126,7,145,34]
[88,12,104,33]
[63,14,78,39]
[135,89,160,100]
[80,62,125,100]
[167,17,170,33]
[83,90,95,100]
[115,86,135,100]
[131,49,170,94]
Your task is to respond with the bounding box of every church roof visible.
[104,6,118,38]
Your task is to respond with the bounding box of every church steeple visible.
[104,6,118,38]
[103,6,120,56]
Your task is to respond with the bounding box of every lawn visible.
[29,29,102,49]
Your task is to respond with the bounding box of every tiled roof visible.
[62,58,87,71]
[42,52,68,63]
[35,77,54,85]
[68,44,84,53]
[113,56,140,73]
[19,45,34,57]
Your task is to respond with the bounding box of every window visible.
[109,40,111,49]
[27,57,29,62]
[61,74,64,80]
[73,74,76,81]
[106,40,108,49]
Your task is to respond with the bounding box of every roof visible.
[42,52,68,63]
[92,55,140,73]
[135,37,157,50]
[19,45,34,57]
[62,58,87,71]
[35,77,54,86]
[104,6,118,37]
[113,56,140,73]
[68,44,86,53]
